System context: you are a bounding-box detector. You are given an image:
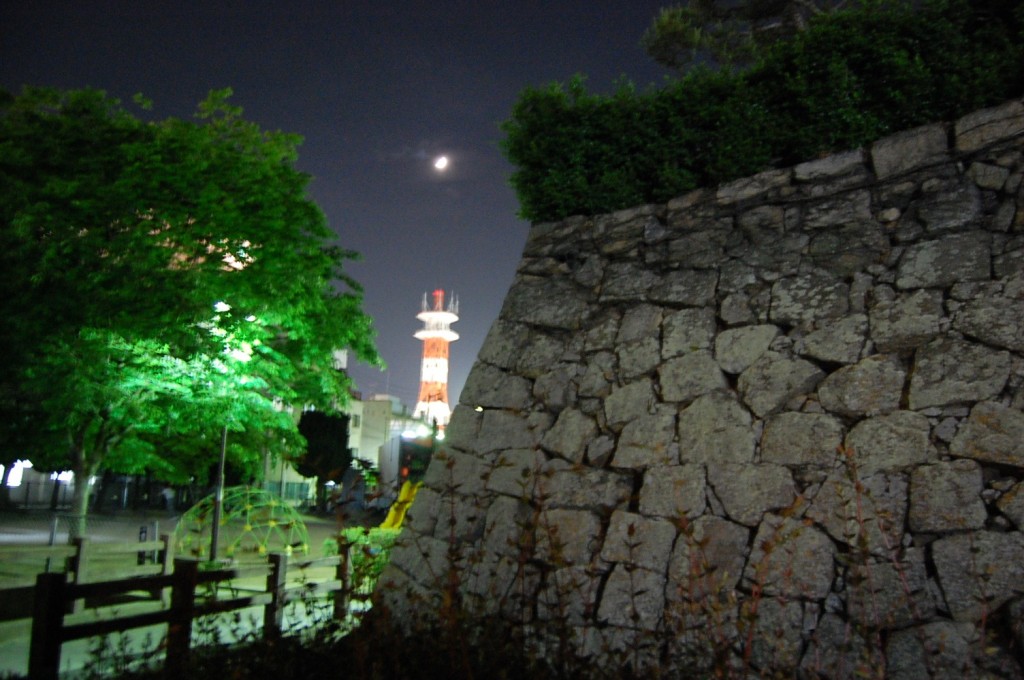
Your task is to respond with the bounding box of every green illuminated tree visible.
[0,87,380,532]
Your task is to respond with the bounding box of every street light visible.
[205,300,255,562]
[210,425,228,562]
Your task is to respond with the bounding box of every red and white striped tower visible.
[413,289,459,428]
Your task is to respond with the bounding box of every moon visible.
[433,155,449,171]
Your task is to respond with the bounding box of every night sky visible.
[1,1,673,411]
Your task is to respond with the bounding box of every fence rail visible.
[0,535,172,620]
[27,551,351,680]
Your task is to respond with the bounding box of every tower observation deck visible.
[413,289,459,428]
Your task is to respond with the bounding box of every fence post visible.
[265,553,286,640]
[69,537,89,613]
[136,525,149,565]
[166,558,199,675]
[334,541,352,620]
[29,571,67,680]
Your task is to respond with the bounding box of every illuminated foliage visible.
[0,88,380,529]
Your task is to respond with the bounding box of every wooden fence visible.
[27,551,351,680]
[0,535,172,621]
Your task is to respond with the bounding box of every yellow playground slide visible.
[380,480,422,529]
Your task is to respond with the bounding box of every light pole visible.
[209,424,228,561]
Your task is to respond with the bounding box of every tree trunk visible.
[69,456,99,541]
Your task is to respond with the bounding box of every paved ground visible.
[0,506,387,677]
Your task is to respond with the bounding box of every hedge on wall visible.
[501,0,1024,223]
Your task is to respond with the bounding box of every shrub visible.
[501,0,1024,222]
[324,526,400,593]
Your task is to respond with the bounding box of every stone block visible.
[597,564,667,631]
[955,99,1024,152]
[953,296,1024,353]
[501,276,591,329]
[659,350,728,404]
[818,355,906,417]
[445,404,482,450]
[869,289,944,352]
[600,510,677,572]
[886,622,978,680]
[600,262,659,301]
[871,123,949,179]
[795,149,866,181]
[486,448,547,498]
[639,464,706,520]
[613,406,677,468]
[746,597,806,670]
[662,307,717,358]
[770,274,850,325]
[617,336,662,380]
[583,311,620,352]
[745,515,835,600]
[616,304,663,344]
[576,351,615,398]
[460,363,533,410]
[845,411,937,474]
[714,324,779,374]
[915,178,982,233]
[404,486,441,536]
[678,392,755,464]
[807,470,907,557]
[476,409,549,452]
[533,365,575,411]
[800,613,874,679]
[666,515,749,602]
[542,460,633,513]
[803,189,872,229]
[802,314,867,364]
[516,331,571,378]
[423,449,488,495]
[540,408,599,464]
[761,412,844,468]
[477,320,532,369]
[649,269,718,306]
[908,460,986,532]
[932,530,1024,621]
[668,229,729,267]
[604,377,656,430]
[707,462,796,526]
[908,339,1010,410]
[846,548,935,628]
[967,161,1010,190]
[482,496,533,557]
[738,352,824,417]
[896,232,990,289]
[996,480,1024,529]
[950,401,1024,468]
[536,508,603,566]
[717,167,791,204]
[537,566,602,625]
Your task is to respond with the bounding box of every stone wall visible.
[381,98,1024,677]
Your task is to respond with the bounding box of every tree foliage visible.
[502,0,1024,223]
[295,410,352,510]
[0,87,380,525]
[641,0,853,73]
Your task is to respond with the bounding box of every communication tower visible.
[413,289,459,428]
